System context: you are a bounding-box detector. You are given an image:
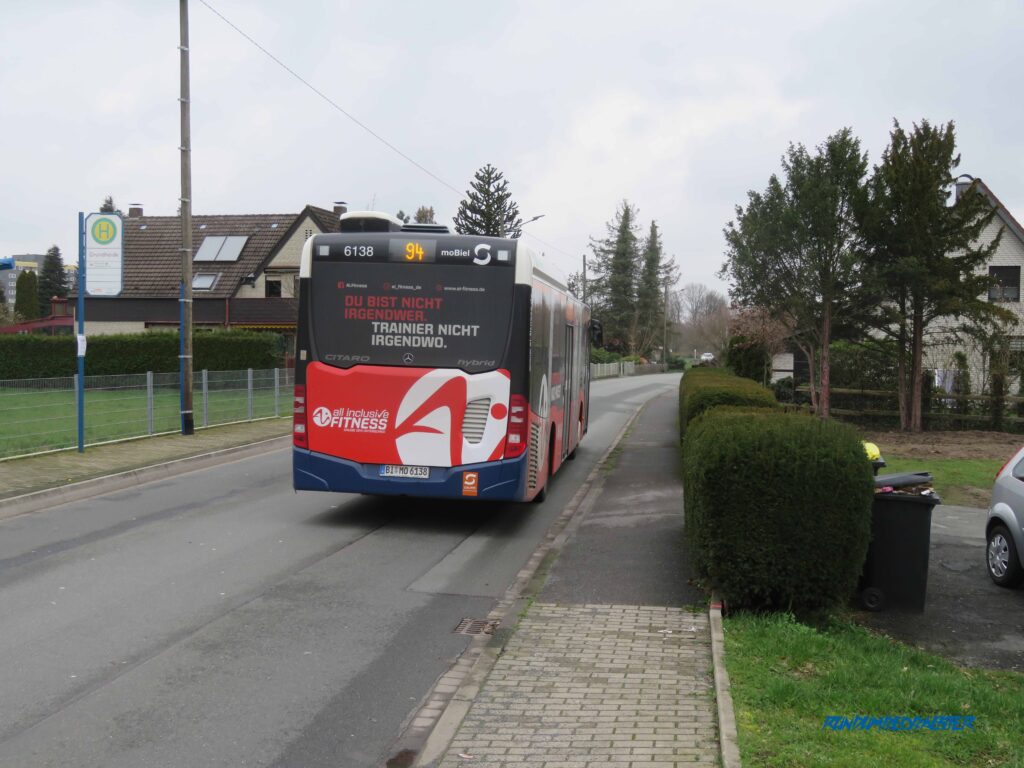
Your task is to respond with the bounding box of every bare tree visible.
[677,283,730,357]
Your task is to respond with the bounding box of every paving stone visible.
[436,603,718,767]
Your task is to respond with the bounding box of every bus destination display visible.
[316,234,515,267]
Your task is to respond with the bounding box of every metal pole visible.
[581,254,587,304]
[663,282,669,368]
[179,0,195,435]
[147,371,154,434]
[202,368,209,427]
[247,368,254,420]
[274,367,280,417]
[76,212,86,452]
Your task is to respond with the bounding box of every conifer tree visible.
[453,164,524,238]
[99,195,120,214]
[414,206,436,224]
[15,270,39,320]
[38,245,67,317]
[588,201,640,353]
[635,221,666,357]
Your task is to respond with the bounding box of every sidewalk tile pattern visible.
[438,603,718,767]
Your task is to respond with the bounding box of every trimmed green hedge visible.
[679,367,778,438]
[682,405,874,613]
[0,331,282,379]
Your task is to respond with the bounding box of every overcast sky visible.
[2,1,1022,294]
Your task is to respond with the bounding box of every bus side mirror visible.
[589,319,603,348]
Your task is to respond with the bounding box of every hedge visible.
[0,331,283,379]
[679,367,778,438]
[682,405,874,613]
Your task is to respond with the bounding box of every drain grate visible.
[454,618,498,636]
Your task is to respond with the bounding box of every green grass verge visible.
[880,457,1000,507]
[0,387,285,458]
[724,613,1024,767]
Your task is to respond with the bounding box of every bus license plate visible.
[379,464,429,479]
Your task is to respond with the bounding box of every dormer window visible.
[989,266,1020,302]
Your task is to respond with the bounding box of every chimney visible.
[128,203,144,218]
[954,175,975,202]
[333,201,348,216]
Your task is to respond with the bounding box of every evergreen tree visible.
[860,119,1010,431]
[38,245,67,317]
[453,164,524,238]
[414,206,436,224]
[15,270,39,320]
[722,128,870,418]
[588,201,640,353]
[634,221,666,357]
[99,195,120,214]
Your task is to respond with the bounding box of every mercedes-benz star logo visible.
[403,353,415,364]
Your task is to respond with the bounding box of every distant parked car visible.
[700,352,715,363]
[987,446,1024,587]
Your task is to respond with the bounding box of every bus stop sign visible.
[84,212,123,296]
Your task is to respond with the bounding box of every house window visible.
[989,266,1020,302]
[192,273,219,291]
[265,279,282,298]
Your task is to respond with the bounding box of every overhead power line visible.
[196,1,579,261]
[197,0,463,196]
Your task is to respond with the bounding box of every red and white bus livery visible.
[292,213,594,502]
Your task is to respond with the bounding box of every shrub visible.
[0,330,283,379]
[725,334,769,383]
[682,406,874,613]
[679,367,778,438]
[590,346,620,364]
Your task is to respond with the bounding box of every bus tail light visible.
[504,395,528,459]
[293,385,308,448]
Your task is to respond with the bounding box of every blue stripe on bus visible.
[292,449,529,501]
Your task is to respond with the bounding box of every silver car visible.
[987,446,1024,587]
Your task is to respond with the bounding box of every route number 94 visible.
[343,245,374,258]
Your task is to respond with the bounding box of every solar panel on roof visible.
[216,235,248,262]
[194,236,225,261]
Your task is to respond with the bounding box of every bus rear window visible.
[309,261,514,373]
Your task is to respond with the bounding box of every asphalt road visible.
[0,373,681,768]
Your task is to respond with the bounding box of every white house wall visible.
[235,215,320,299]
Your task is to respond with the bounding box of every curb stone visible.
[0,435,291,521]
[710,598,742,768]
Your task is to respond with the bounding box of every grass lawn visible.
[0,386,285,458]
[724,612,1024,767]
[880,457,1001,507]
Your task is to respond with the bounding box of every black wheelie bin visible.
[857,471,940,612]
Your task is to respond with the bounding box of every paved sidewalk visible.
[439,605,716,767]
[0,418,290,500]
[429,391,722,767]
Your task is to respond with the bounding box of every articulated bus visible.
[292,212,596,503]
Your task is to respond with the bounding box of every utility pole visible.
[179,0,194,435]
[663,281,669,366]
[581,254,587,304]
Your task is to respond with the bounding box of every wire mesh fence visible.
[0,368,295,460]
[590,362,669,379]
[1,361,664,460]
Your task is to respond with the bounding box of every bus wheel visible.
[533,432,554,503]
[567,413,583,460]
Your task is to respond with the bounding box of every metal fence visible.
[590,361,668,379]
[0,362,667,460]
[0,368,294,460]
